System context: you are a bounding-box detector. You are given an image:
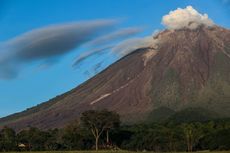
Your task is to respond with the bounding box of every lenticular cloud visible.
[162,6,214,30]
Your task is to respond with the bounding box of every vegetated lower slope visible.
[167,107,220,123]
[0,26,230,130]
[147,107,220,123]
[147,107,176,122]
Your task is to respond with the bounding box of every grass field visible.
[2,151,230,153]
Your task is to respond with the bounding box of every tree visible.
[181,123,204,152]
[62,120,83,150]
[0,127,17,151]
[45,129,62,151]
[80,110,120,150]
[162,126,177,152]
[17,127,48,151]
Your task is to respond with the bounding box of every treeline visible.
[0,110,230,151]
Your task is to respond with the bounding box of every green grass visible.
[2,151,230,153]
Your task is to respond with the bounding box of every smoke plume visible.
[162,6,214,30]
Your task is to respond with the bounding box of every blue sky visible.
[0,0,229,117]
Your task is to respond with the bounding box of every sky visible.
[0,0,229,117]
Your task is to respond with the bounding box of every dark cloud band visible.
[72,45,114,67]
[0,19,119,79]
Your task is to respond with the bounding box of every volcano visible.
[1,25,230,130]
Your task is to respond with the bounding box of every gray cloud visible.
[72,27,142,67]
[72,33,158,73]
[109,28,162,57]
[111,36,155,56]
[4,19,118,61]
[86,27,143,46]
[0,19,119,79]
[72,45,113,67]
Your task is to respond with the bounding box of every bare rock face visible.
[1,26,230,130]
[149,26,230,112]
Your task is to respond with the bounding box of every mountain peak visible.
[1,24,230,131]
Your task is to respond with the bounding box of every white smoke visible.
[162,6,214,30]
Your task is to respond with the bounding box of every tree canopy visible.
[80,110,120,150]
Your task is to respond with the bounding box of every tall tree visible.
[17,127,48,151]
[0,127,16,151]
[62,120,83,150]
[80,110,120,150]
[182,123,203,152]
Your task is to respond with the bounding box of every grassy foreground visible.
[2,151,230,153]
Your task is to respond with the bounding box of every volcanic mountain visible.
[1,25,230,130]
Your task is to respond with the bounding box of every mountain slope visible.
[167,107,220,123]
[0,26,230,130]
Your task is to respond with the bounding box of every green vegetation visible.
[0,109,230,152]
[80,110,120,150]
[1,151,230,153]
[168,107,219,123]
[147,107,175,122]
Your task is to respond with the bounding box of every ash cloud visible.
[112,6,215,57]
[162,6,214,30]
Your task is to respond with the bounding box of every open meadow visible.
[2,151,230,153]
